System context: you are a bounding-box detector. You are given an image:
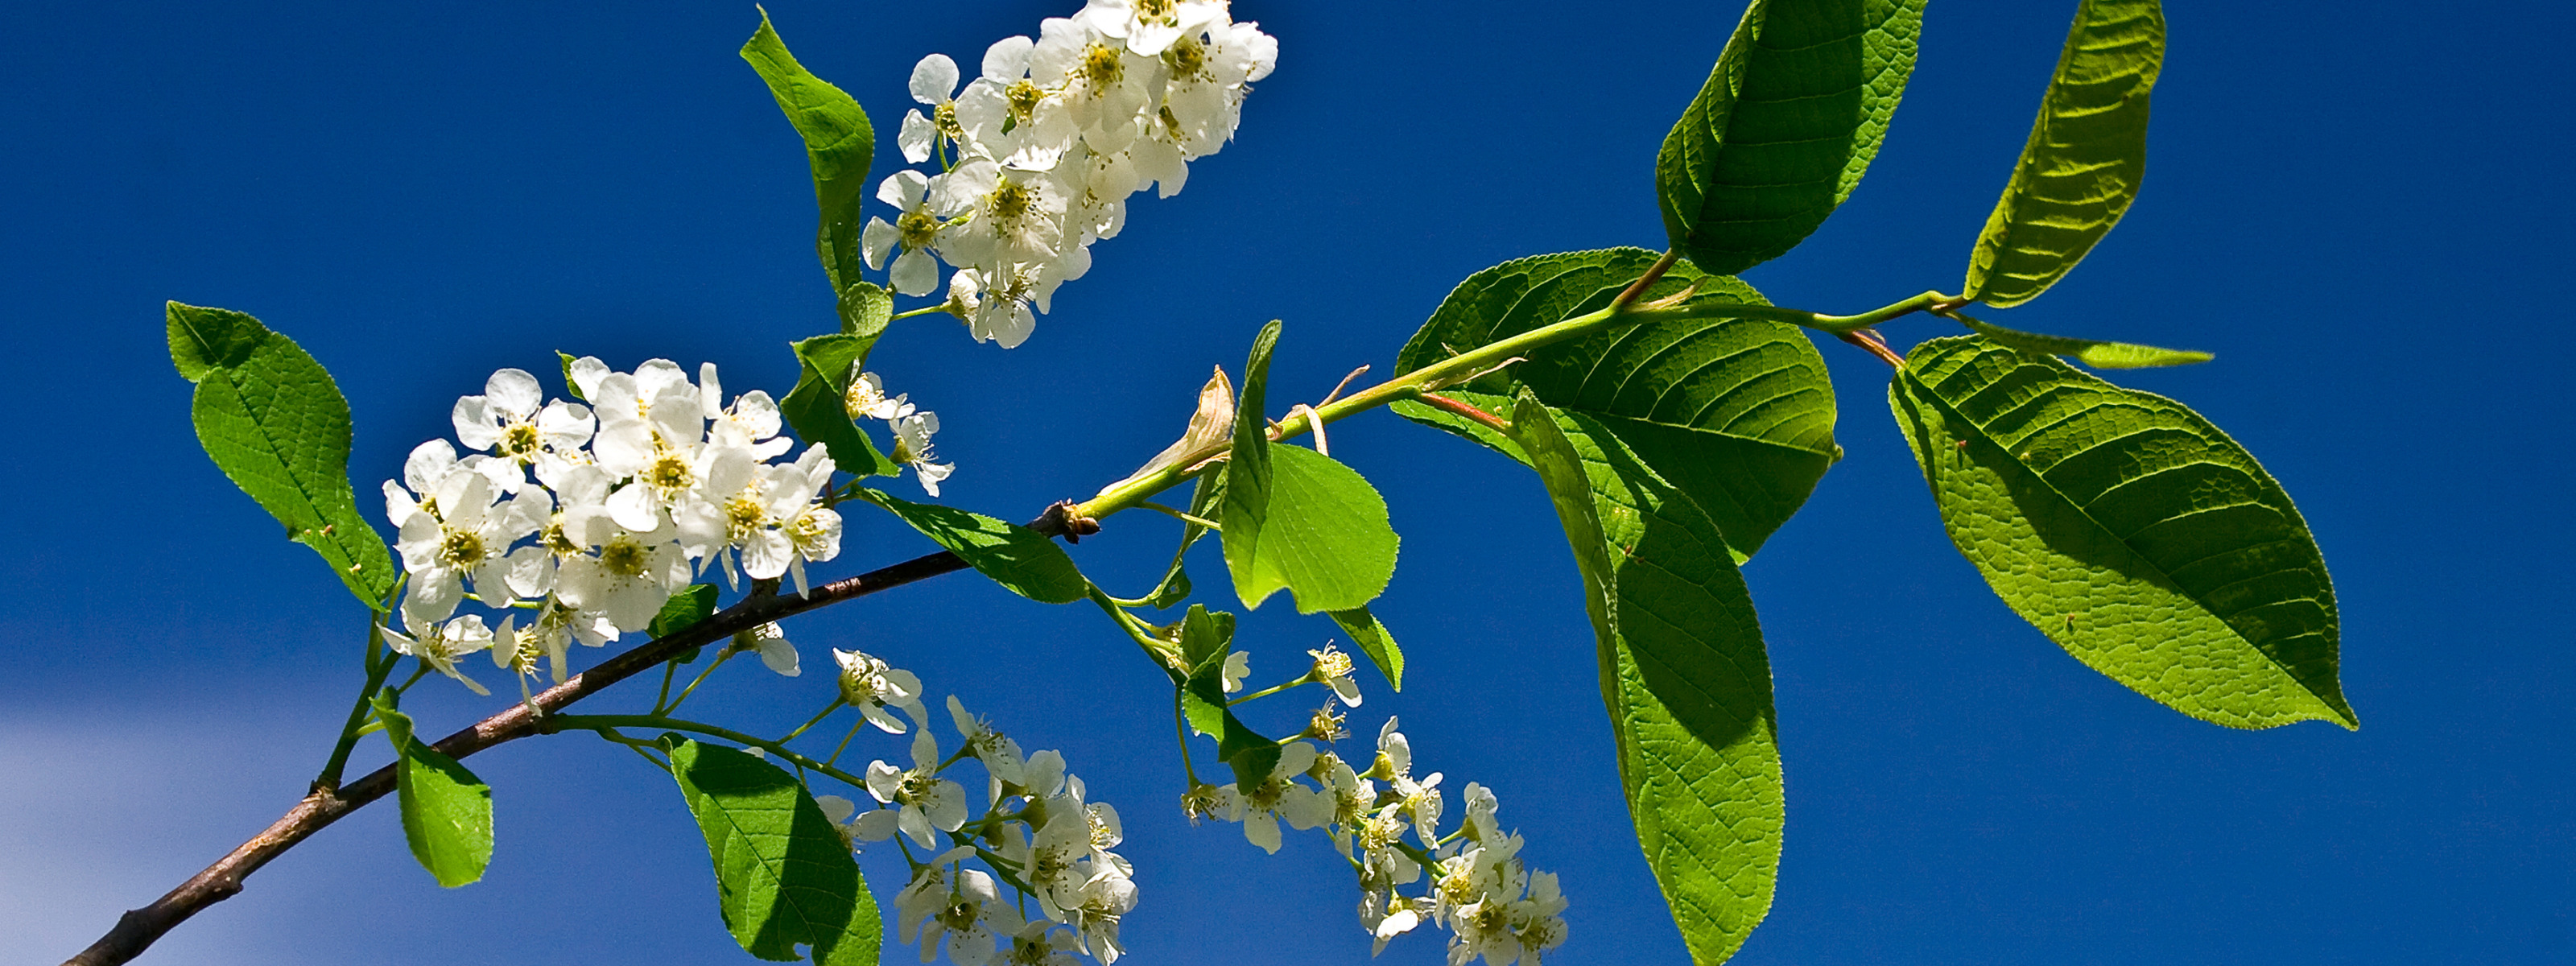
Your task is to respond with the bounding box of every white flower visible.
[941,268,985,321]
[954,37,1080,171]
[1029,18,1150,150]
[1076,0,1228,57]
[1311,643,1362,707]
[394,469,542,630]
[1220,650,1250,693]
[861,171,947,296]
[897,53,964,164]
[730,621,799,676]
[937,159,1067,274]
[840,370,910,423]
[551,514,691,634]
[382,615,499,696]
[947,696,1029,787]
[835,648,927,733]
[452,368,593,466]
[1377,717,1446,847]
[865,729,969,849]
[1216,741,1331,853]
[585,359,706,532]
[893,846,1003,960]
[891,412,955,496]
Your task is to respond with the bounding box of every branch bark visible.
[56,506,1065,966]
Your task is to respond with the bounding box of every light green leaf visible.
[779,333,893,478]
[838,280,893,340]
[373,694,494,889]
[1508,390,1782,964]
[1962,0,2165,307]
[741,10,877,297]
[857,489,1086,605]
[556,351,587,402]
[1327,606,1403,692]
[1657,0,1925,275]
[1955,312,2209,369]
[1393,249,1838,559]
[1220,320,1280,605]
[666,738,879,964]
[1889,336,2353,729]
[167,302,396,609]
[1224,444,1399,614]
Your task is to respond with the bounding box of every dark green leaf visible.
[1962,0,2165,307]
[779,333,893,478]
[1890,336,2352,729]
[652,583,722,639]
[1955,312,2209,369]
[167,302,396,609]
[1656,0,1926,275]
[1327,606,1403,691]
[857,489,1086,604]
[1162,605,1279,787]
[1507,390,1784,964]
[741,10,877,295]
[666,738,879,964]
[1393,249,1838,559]
[373,694,494,889]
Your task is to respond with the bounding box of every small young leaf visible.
[665,738,878,963]
[1656,0,1926,275]
[167,302,397,609]
[839,280,892,339]
[1225,444,1399,614]
[1326,606,1403,692]
[857,489,1087,604]
[779,333,893,478]
[1506,390,1784,964]
[1889,336,2354,729]
[372,694,494,889]
[651,583,721,639]
[1393,249,1838,559]
[1962,0,2165,307]
[555,351,588,402]
[1955,312,2210,369]
[741,10,877,296]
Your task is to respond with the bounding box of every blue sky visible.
[3,0,2569,964]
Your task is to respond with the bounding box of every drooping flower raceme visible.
[867,0,1276,348]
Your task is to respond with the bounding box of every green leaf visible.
[1507,390,1782,964]
[1955,312,2209,369]
[1889,336,2354,729]
[556,351,587,402]
[666,738,880,964]
[373,694,494,889]
[1326,606,1403,692]
[741,10,877,296]
[779,333,893,478]
[1220,320,1280,602]
[1961,0,2165,307]
[1393,249,1839,559]
[1166,605,1281,789]
[1224,444,1400,614]
[1656,0,1926,275]
[838,280,893,339]
[167,302,396,609]
[653,583,722,640]
[857,489,1087,604]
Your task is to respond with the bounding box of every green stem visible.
[1071,283,1948,522]
[1136,501,1221,530]
[660,647,734,715]
[890,305,947,322]
[826,717,868,768]
[1171,689,1201,786]
[1226,675,1315,707]
[782,700,847,744]
[550,713,872,790]
[1087,586,1174,669]
[313,620,401,793]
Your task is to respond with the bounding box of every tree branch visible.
[57,510,1055,966]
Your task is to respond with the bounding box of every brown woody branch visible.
[62,506,1079,966]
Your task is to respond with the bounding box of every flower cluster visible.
[818,655,1140,965]
[865,0,1278,348]
[840,369,955,497]
[382,361,845,695]
[1190,712,1569,965]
